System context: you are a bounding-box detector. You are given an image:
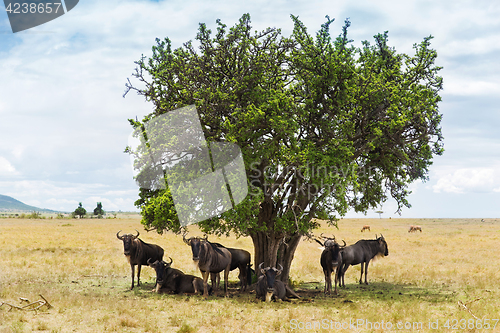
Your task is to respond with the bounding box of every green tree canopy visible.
[125,14,443,282]
[73,202,86,219]
[93,202,104,217]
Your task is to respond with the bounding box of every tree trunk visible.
[249,198,303,283]
[250,230,281,272]
[276,234,302,283]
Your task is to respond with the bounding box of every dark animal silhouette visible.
[315,234,346,295]
[338,234,389,286]
[210,241,252,291]
[255,263,300,302]
[116,230,164,289]
[183,235,231,297]
[147,258,208,295]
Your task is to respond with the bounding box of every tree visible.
[124,14,443,282]
[73,202,86,219]
[93,202,104,217]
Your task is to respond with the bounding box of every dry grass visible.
[1,215,500,332]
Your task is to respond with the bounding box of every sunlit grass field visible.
[1,215,500,332]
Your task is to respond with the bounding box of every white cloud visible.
[0,157,19,175]
[433,168,500,194]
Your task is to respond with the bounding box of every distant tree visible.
[93,202,105,217]
[375,210,384,219]
[73,202,86,219]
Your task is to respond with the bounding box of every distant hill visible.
[0,194,57,212]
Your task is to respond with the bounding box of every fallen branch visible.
[458,298,482,320]
[0,295,52,312]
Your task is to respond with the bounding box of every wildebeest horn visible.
[182,232,191,245]
[259,262,265,274]
[166,257,173,266]
[116,230,124,240]
[147,258,154,265]
[276,264,283,276]
[202,234,208,241]
[341,240,346,247]
[133,229,140,239]
[314,238,324,246]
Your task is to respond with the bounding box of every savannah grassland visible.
[1,215,499,333]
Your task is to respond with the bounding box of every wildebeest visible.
[147,258,209,295]
[256,263,300,302]
[408,225,422,233]
[315,234,346,295]
[116,230,164,289]
[338,234,389,286]
[361,225,371,232]
[183,235,232,297]
[209,241,252,291]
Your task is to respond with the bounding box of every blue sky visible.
[1,0,499,217]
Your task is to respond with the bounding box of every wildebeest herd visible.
[116,229,390,302]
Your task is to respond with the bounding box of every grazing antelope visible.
[361,225,370,232]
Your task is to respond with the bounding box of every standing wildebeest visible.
[338,234,389,286]
[315,234,346,295]
[116,230,164,289]
[209,241,252,291]
[361,225,371,232]
[147,258,209,295]
[256,263,300,302]
[183,235,231,297]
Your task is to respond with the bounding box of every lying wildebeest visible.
[315,234,346,295]
[338,234,389,286]
[408,225,422,233]
[183,235,231,297]
[361,225,371,232]
[209,241,252,291]
[256,263,300,302]
[116,230,164,289]
[147,258,209,295]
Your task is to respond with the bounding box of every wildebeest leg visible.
[210,272,219,293]
[223,266,230,297]
[202,271,211,298]
[359,262,364,284]
[364,261,370,285]
[334,266,339,295]
[192,280,199,294]
[339,263,349,287]
[130,264,135,289]
[323,269,331,294]
[238,265,246,291]
[136,265,142,286]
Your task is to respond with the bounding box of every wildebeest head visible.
[376,234,389,256]
[315,234,346,249]
[116,230,140,256]
[183,233,208,261]
[148,257,173,285]
[259,263,283,302]
[259,263,282,289]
